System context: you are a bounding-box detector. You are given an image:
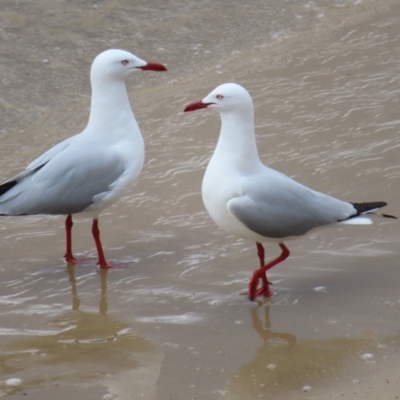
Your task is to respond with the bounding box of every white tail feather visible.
[338,217,372,225]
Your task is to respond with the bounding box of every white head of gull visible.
[184,83,394,300]
[0,49,167,269]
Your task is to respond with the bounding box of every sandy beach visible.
[0,0,400,398]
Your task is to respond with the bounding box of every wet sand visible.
[0,0,400,399]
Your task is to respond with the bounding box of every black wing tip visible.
[350,201,387,215]
[350,201,397,219]
[0,180,17,196]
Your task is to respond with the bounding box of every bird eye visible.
[216,94,224,100]
[121,59,129,65]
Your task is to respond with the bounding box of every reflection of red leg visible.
[64,214,77,265]
[92,219,113,269]
[248,243,290,301]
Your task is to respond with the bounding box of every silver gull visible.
[184,83,395,300]
[0,49,167,269]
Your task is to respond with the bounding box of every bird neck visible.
[87,78,137,131]
[214,111,261,171]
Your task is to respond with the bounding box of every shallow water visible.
[0,0,400,399]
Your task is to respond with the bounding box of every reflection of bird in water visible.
[251,305,296,348]
[0,267,164,399]
[225,305,380,400]
[67,264,108,315]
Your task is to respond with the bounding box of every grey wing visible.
[0,142,125,215]
[0,135,78,187]
[27,135,77,171]
[227,171,356,239]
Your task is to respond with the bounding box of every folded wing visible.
[0,138,125,215]
[227,169,357,239]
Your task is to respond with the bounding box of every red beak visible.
[138,62,167,72]
[184,100,213,112]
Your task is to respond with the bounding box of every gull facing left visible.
[184,83,395,300]
[0,49,167,268]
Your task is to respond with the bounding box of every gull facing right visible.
[0,49,167,269]
[184,83,395,300]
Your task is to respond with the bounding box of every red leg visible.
[256,242,265,268]
[92,219,113,269]
[248,243,290,301]
[256,242,271,289]
[64,214,77,265]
